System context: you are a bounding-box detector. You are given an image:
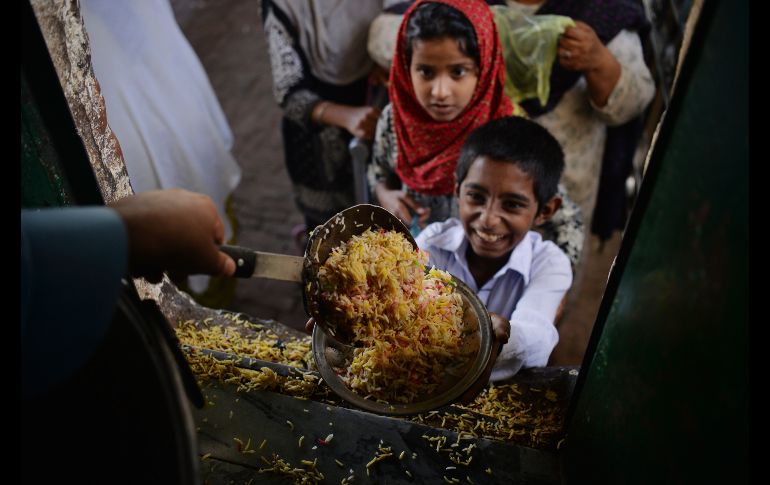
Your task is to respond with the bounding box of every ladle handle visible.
[220,245,304,282]
[220,245,256,278]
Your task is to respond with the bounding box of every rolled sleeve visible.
[491,246,572,381]
[591,30,656,126]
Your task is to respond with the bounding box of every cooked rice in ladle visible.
[318,229,471,403]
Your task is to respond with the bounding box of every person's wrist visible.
[587,45,614,73]
[313,101,330,124]
[374,182,387,200]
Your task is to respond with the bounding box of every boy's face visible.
[457,157,554,260]
[409,37,478,122]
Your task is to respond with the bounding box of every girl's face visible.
[409,37,479,122]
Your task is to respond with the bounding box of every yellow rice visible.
[318,229,470,403]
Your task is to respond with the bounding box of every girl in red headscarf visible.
[370,0,515,231]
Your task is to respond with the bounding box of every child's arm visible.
[369,104,430,226]
[263,3,380,140]
[312,102,381,140]
[374,185,430,227]
[491,245,572,382]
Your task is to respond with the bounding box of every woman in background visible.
[261,0,387,247]
[81,0,242,306]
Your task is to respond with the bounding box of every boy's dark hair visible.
[405,2,479,67]
[456,116,564,210]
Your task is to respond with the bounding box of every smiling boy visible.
[415,116,572,381]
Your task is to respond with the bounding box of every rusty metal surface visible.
[182,314,576,482]
[147,277,307,342]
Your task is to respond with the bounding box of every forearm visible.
[283,89,321,125]
[490,248,572,381]
[584,45,622,108]
[491,314,560,382]
[374,180,397,199]
[592,31,656,125]
[313,100,380,140]
[311,100,346,129]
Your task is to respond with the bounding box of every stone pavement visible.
[171,0,622,363]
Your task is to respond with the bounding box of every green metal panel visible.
[561,1,748,483]
[21,71,73,208]
[21,0,103,208]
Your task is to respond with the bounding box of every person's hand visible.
[313,103,381,140]
[338,105,382,140]
[457,313,510,405]
[374,183,431,228]
[557,21,608,72]
[490,312,511,346]
[557,21,621,106]
[109,189,236,283]
[555,293,567,324]
[368,63,390,87]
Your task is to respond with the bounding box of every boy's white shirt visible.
[416,218,572,381]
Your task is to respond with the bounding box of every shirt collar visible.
[424,219,535,285]
[422,219,467,253]
[506,232,534,285]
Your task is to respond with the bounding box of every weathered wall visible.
[29,0,133,204]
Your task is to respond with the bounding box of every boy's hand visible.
[490,312,511,346]
[457,313,510,404]
[374,183,430,228]
[305,317,315,334]
[109,189,236,283]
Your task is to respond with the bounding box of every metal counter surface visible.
[194,366,577,484]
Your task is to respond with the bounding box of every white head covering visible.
[272,0,384,85]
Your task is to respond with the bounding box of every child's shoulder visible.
[524,231,571,271]
[379,103,393,122]
[376,103,394,131]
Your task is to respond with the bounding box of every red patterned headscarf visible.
[390,0,512,196]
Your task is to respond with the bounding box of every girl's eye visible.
[452,65,477,79]
[451,67,467,77]
[416,67,434,78]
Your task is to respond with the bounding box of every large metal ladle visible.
[220,204,415,346]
